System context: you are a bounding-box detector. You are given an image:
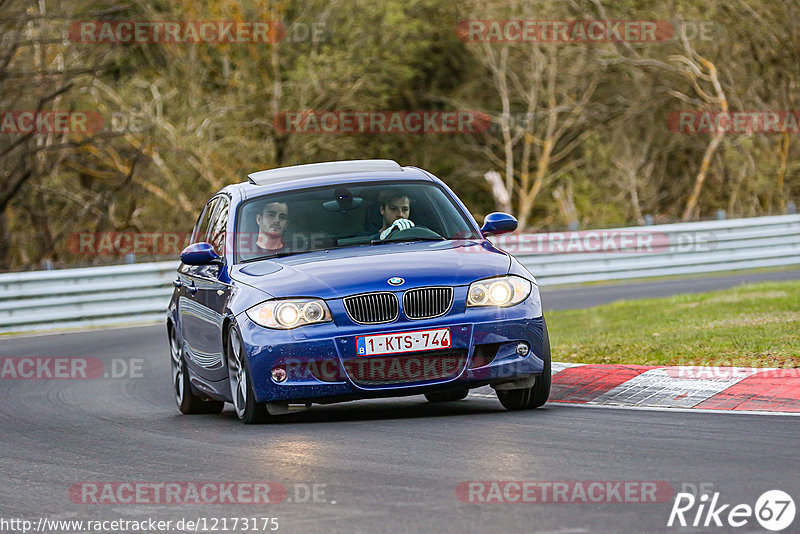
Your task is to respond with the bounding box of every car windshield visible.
[235,181,480,263]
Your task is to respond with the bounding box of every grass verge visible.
[543,264,800,289]
[546,280,800,367]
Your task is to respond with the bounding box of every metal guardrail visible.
[1,215,798,334]
[0,262,177,334]
[514,214,800,285]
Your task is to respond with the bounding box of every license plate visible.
[356,327,451,356]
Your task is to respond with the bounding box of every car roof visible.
[225,160,436,200]
[248,159,403,185]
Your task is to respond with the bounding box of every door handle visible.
[173,279,183,288]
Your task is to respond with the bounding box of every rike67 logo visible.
[668,489,795,531]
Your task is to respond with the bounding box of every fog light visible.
[516,343,529,356]
[271,366,287,383]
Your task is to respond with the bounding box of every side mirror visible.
[181,242,222,265]
[480,212,518,236]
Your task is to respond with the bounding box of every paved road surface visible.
[1,271,798,533]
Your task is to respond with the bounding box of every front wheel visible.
[227,325,271,424]
[496,319,551,410]
[169,326,224,414]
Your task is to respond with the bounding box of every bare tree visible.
[458,0,603,229]
[668,38,728,221]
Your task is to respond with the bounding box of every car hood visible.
[230,240,510,300]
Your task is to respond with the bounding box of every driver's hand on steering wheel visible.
[379,218,415,240]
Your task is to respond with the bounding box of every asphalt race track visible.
[539,267,800,310]
[2,271,799,533]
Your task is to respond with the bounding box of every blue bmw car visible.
[167,159,550,423]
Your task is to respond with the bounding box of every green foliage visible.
[0,0,798,269]
[547,280,800,367]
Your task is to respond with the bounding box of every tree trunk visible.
[682,130,724,221]
[776,132,789,213]
[0,209,8,271]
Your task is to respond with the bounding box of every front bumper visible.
[237,291,546,404]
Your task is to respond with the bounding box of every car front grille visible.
[342,349,468,387]
[403,287,453,319]
[343,292,399,324]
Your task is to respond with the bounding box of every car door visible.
[196,196,233,382]
[177,197,217,356]
[178,196,231,382]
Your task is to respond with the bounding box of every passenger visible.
[255,201,289,254]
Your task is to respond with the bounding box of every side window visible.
[191,198,219,245]
[208,198,229,256]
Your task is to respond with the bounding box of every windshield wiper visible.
[240,251,302,263]
[370,236,445,245]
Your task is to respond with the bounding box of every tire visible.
[227,325,271,424]
[169,326,224,415]
[496,318,551,410]
[425,388,469,403]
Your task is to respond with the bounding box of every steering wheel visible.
[381,226,444,241]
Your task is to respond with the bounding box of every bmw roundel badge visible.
[388,277,404,286]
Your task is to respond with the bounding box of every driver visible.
[377,189,415,240]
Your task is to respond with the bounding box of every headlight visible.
[467,275,531,307]
[246,299,332,329]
